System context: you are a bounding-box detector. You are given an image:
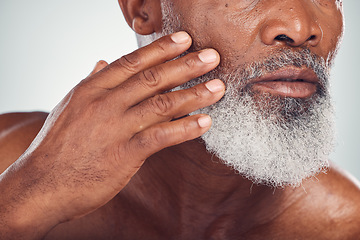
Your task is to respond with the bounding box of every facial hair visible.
[137,0,335,188]
[182,58,335,188]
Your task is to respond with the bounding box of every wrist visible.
[0,162,61,239]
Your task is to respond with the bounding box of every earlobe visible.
[132,16,151,35]
[118,0,162,35]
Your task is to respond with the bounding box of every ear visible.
[118,0,162,35]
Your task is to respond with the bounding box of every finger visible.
[128,114,212,160]
[126,79,225,133]
[84,31,192,89]
[110,48,220,107]
[88,60,109,77]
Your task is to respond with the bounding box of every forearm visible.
[0,160,60,240]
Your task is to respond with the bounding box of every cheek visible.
[180,5,263,68]
[318,13,344,60]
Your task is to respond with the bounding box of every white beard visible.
[137,0,335,188]
[186,70,334,188]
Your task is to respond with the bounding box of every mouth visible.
[248,67,320,98]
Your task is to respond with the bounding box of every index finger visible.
[84,31,192,89]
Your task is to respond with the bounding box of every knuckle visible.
[133,132,157,152]
[116,53,141,74]
[184,57,197,70]
[189,86,204,99]
[141,67,163,88]
[133,134,150,150]
[133,127,167,152]
[152,127,168,147]
[181,119,194,135]
[154,121,194,146]
[176,119,198,141]
[149,94,173,116]
[154,40,168,55]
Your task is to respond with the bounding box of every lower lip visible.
[251,81,317,98]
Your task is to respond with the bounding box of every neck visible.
[164,139,255,195]
[144,140,299,208]
[122,139,304,233]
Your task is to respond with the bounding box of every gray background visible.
[0,1,359,180]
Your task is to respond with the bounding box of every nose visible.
[260,2,323,47]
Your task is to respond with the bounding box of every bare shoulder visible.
[276,164,360,239]
[311,163,360,217]
[313,165,360,237]
[0,112,48,173]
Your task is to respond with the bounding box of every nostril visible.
[307,35,316,41]
[274,34,294,43]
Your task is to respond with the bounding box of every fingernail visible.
[198,115,212,128]
[171,31,190,44]
[205,79,225,93]
[198,49,218,63]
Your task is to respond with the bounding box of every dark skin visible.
[1,0,360,239]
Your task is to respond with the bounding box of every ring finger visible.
[126,79,225,134]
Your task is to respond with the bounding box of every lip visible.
[248,67,320,98]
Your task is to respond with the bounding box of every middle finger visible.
[109,48,220,108]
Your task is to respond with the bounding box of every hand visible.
[0,31,225,238]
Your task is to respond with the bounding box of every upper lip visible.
[248,66,320,86]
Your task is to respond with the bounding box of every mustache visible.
[206,48,330,95]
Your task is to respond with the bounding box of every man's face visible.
[165,0,343,75]
[141,0,344,187]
